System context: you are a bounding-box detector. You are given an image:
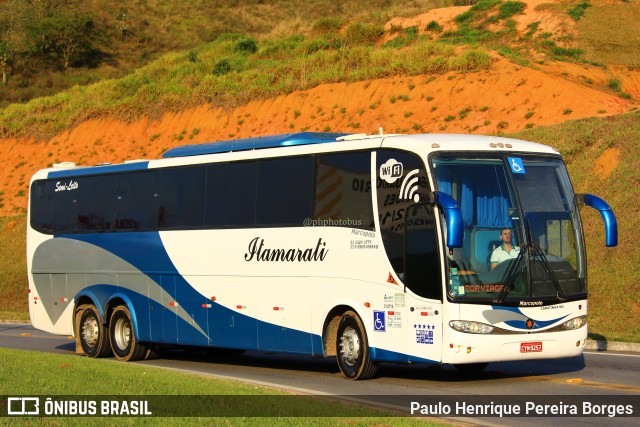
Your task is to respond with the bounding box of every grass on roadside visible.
[0,347,447,426]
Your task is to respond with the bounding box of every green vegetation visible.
[1,0,635,140]
[441,0,529,55]
[0,33,491,140]
[0,347,446,425]
[384,26,420,48]
[497,1,527,20]
[567,1,592,21]
[344,22,385,46]
[0,216,28,321]
[573,0,640,66]
[0,0,454,108]
[425,20,443,33]
[435,0,638,69]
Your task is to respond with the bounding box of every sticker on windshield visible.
[508,157,525,174]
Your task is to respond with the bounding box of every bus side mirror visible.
[577,193,618,247]
[432,191,463,248]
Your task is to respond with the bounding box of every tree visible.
[0,0,23,85]
[26,13,105,72]
[25,0,80,18]
[0,41,11,85]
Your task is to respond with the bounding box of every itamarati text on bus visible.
[27,132,617,379]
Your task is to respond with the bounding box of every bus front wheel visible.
[336,311,378,380]
[109,305,148,362]
[77,304,111,358]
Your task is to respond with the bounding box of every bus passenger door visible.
[403,204,443,364]
[376,149,444,363]
[406,295,443,363]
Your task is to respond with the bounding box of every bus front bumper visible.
[442,327,588,365]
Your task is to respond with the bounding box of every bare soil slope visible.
[1,2,638,217]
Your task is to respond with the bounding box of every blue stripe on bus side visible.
[59,233,324,355]
[79,282,324,353]
[371,347,437,364]
[490,305,568,330]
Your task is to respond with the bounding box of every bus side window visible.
[315,151,375,231]
[116,172,157,231]
[205,161,257,228]
[257,157,314,226]
[30,181,54,234]
[158,166,206,228]
[75,176,115,232]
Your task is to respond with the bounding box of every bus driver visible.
[490,228,520,271]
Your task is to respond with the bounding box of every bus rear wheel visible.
[336,311,378,380]
[109,305,148,361]
[77,304,111,358]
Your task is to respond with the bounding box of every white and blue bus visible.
[27,132,617,379]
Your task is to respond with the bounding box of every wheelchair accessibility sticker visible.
[373,311,386,332]
[508,157,525,174]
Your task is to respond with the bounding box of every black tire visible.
[77,304,111,358]
[454,362,489,373]
[109,305,148,361]
[336,310,378,380]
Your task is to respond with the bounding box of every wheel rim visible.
[339,326,360,367]
[113,316,131,351]
[82,314,99,348]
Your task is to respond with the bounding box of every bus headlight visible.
[561,316,587,330]
[449,320,494,334]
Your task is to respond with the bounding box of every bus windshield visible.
[432,155,586,304]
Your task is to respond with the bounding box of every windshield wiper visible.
[494,220,567,304]
[530,240,568,302]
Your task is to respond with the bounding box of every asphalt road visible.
[2,322,639,425]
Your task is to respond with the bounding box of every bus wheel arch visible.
[75,302,111,358]
[322,305,353,357]
[335,310,378,380]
